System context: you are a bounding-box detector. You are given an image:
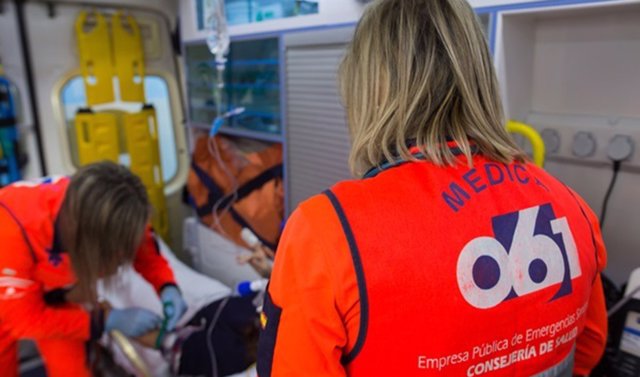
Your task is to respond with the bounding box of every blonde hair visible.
[339,0,525,176]
[59,161,150,301]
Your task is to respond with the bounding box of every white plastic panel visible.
[498,1,640,167]
[531,8,640,118]
[496,0,640,285]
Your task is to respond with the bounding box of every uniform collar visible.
[363,140,479,179]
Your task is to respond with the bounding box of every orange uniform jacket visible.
[0,176,176,342]
[258,151,607,376]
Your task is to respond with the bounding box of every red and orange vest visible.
[325,155,602,376]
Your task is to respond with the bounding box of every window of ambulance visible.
[60,75,178,183]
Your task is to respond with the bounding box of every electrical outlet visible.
[572,132,597,158]
[540,129,560,155]
[608,135,634,162]
[523,113,640,169]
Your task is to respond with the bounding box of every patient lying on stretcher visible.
[92,239,268,376]
[103,294,259,376]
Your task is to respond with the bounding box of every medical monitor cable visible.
[206,296,230,377]
[600,135,634,228]
[599,160,621,228]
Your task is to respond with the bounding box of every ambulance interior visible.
[1,0,640,375]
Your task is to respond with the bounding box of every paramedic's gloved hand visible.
[105,307,163,338]
[160,285,187,331]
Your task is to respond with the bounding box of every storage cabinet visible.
[185,37,282,141]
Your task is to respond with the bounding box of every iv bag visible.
[205,0,230,65]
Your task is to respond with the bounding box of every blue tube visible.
[210,116,225,137]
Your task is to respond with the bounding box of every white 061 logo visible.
[456,204,582,309]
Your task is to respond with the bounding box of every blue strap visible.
[229,207,277,251]
[190,161,226,214]
[189,161,281,250]
[191,162,283,219]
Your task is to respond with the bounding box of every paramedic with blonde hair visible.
[0,162,187,377]
[257,0,607,376]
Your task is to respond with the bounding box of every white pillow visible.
[184,217,262,289]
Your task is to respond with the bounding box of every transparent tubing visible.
[205,0,241,242]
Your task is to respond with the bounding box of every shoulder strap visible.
[322,189,369,365]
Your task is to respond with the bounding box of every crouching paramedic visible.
[257,0,607,376]
[0,162,187,377]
